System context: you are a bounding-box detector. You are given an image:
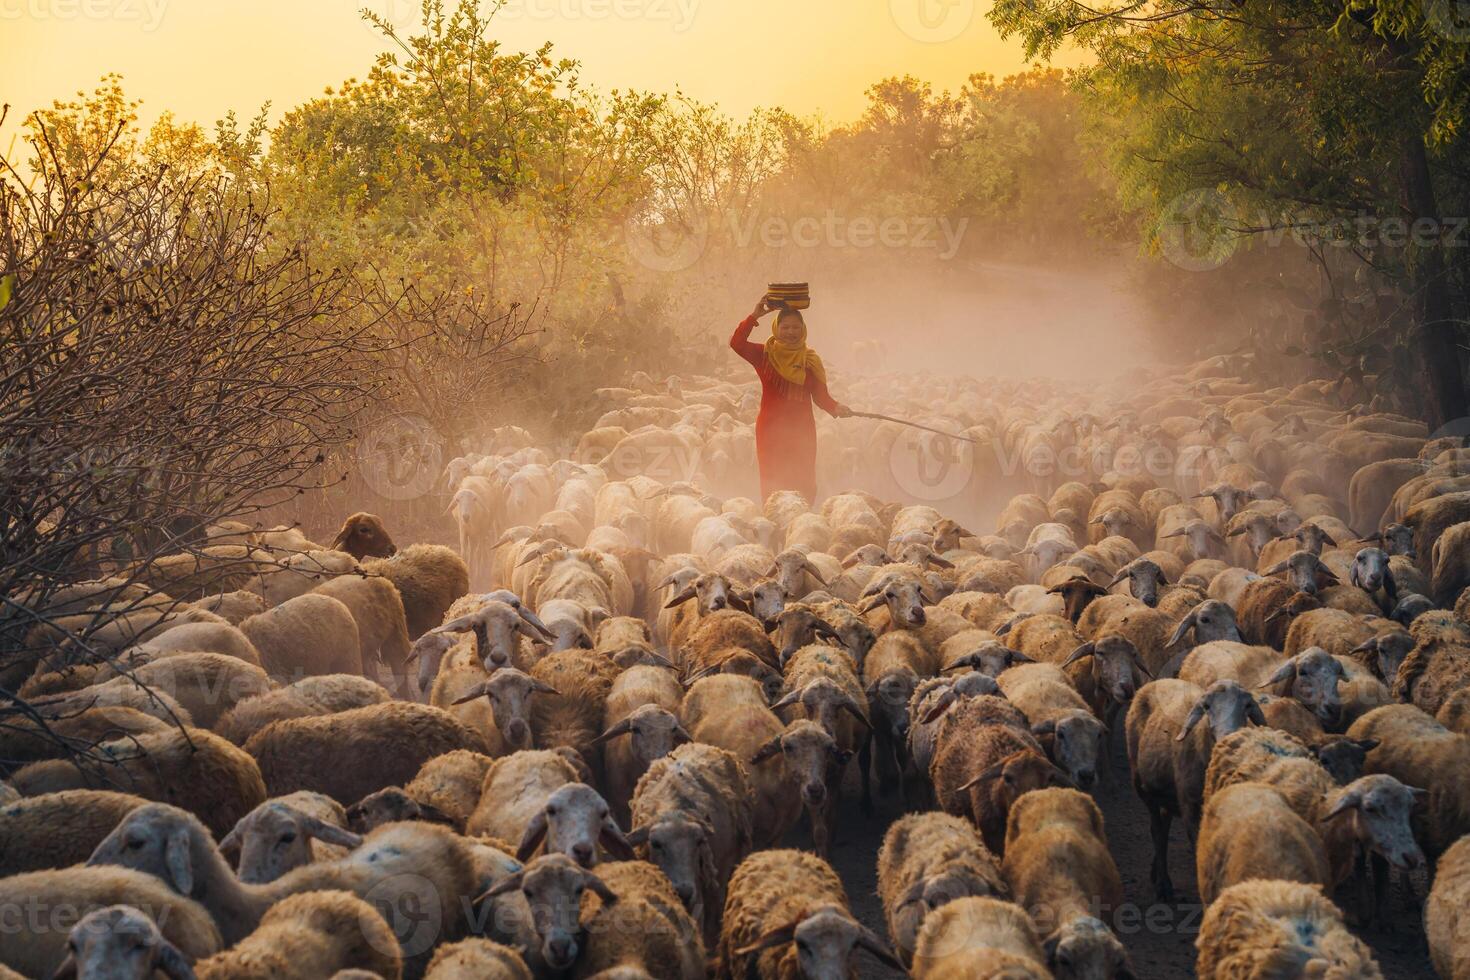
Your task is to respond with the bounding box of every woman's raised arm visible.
[730,302,768,367]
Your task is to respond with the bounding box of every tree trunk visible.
[1400,134,1468,432]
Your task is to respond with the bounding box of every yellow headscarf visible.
[763,310,827,388]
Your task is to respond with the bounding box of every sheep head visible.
[515,783,632,869]
[1322,774,1426,872]
[625,812,716,914]
[330,512,396,560]
[54,905,194,980]
[772,605,842,663]
[592,704,690,766]
[1044,915,1136,980]
[1258,647,1346,728]
[221,800,361,884]
[1061,635,1151,707]
[1166,600,1242,650]
[478,853,618,973]
[735,904,902,976]
[1177,681,1264,742]
[750,720,850,810]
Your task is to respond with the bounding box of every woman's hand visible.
[833,403,855,419]
[751,297,772,319]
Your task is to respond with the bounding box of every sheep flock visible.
[7,352,1470,979]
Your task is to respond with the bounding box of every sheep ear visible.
[515,809,549,862]
[856,595,884,614]
[599,815,636,860]
[1261,658,1298,689]
[530,679,561,696]
[219,824,243,854]
[727,592,752,615]
[1008,650,1035,664]
[1031,720,1056,736]
[154,940,195,980]
[625,826,649,849]
[165,826,194,895]
[856,925,904,971]
[593,718,634,745]
[813,619,840,641]
[583,867,620,904]
[801,558,829,585]
[958,761,1007,791]
[770,689,804,711]
[1263,560,1290,576]
[735,920,800,957]
[1352,738,1380,753]
[51,954,79,979]
[920,690,957,725]
[476,869,525,902]
[1247,699,1267,726]
[1061,642,1096,667]
[451,683,489,706]
[663,586,697,609]
[1165,612,1197,649]
[839,697,872,729]
[1176,702,1206,741]
[1322,788,1361,821]
[301,815,362,849]
[749,737,784,764]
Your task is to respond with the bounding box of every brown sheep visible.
[246,701,486,806]
[330,512,398,559]
[311,574,415,696]
[423,939,532,980]
[628,741,754,945]
[0,867,221,979]
[214,674,390,745]
[1426,834,1470,980]
[1349,704,1470,857]
[194,889,403,980]
[1001,788,1131,977]
[863,629,941,798]
[877,811,1008,965]
[531,647,620,782]
[239,593,363,680]
[930,695,1068,854]
[910,895,1051,979]
[0,789,147,876]
[1195,880,1383,979]
[1196,782,1331,905]
[719,849,900,980]
[1125,678,1263,900]
[10,726,265,837]
[364,544,471,641]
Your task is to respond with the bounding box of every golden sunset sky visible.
[2,0,1078,145]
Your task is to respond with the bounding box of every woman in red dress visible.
[730,296,852,504]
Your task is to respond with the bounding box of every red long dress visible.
[730,315,841,504]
